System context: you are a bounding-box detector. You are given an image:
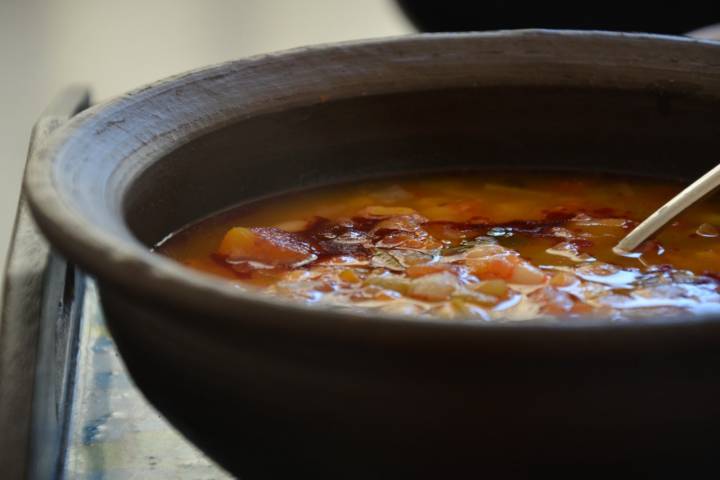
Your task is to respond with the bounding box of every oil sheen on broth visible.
[155,173,720,321]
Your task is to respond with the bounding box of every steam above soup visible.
[155,173,720,321]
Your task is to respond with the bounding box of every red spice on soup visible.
[155,173,720,321]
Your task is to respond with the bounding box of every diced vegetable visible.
[510,262,546,285]
[378,301,424,316]
[466,244,507,258]
[530,287,574,315]
[473,279,508,297]
[452,290,498,306]
[407,272,458,301]
[467,255,517,280]
[364,273,411,294]
[339,269,361,283]
[217,227,312,265]
[550,271,577,287]
[546,242,596,263]
[406,264,455,278]
[451,299,491,321]
[370,251,405,271]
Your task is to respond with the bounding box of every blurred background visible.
[0,0,412,289]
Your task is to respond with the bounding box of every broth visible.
[155,173,720,321]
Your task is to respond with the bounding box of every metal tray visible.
[0,87,231,479]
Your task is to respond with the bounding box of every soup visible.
[155,173,720,321]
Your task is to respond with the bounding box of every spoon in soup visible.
[613,26,720,255]
[613,163,720,255]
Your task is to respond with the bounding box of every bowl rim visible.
[23,29,720,343]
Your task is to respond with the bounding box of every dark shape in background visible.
[397,0,719,34]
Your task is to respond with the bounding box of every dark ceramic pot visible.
[25,32,720,478]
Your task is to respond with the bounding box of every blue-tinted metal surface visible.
[2,86,232,479]
[61,279,232,479]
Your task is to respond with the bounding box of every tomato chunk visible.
[217,227,312,265]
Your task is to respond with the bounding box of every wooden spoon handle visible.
[614,163,720,254]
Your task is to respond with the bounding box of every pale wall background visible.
[0,0,412,292]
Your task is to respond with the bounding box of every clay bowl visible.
[25,31,720,478]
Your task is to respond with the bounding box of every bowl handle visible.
[0,85,91,480]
